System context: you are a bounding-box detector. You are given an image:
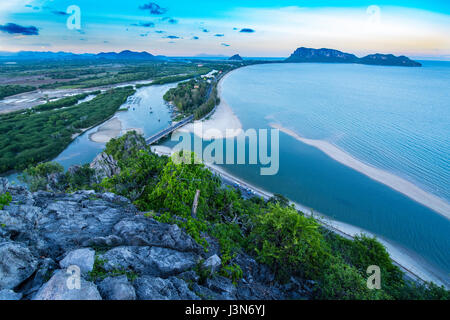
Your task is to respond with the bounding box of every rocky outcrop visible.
[0,241,38,290]
[203,254,221,273]
[97,275,136,300]
[100,246,198,277]
[286,46,421,67]
[89,131,147,183]
[358,53,422,67]
[59,248,95,275]
[0,177,312,300]
[286,47,358,63]
[134,276,199,300]
[229,54,243,61]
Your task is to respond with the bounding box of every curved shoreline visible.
[176,72,243,139]
[192,66,449,219]
[159,67,450,287]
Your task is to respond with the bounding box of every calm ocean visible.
[215,61,450,283]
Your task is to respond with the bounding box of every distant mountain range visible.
[286,47,422,67]
[0,48,422,66]
[0,50,166,61]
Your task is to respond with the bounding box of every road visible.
[145,115,194,145]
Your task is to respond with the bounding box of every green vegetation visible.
[88,254,138,282]
[0,87,135,173]
[19,162,95,192]
[194,85,219,120]
[0,84,36,100]
[0,192,12,210]
[100,133,167,202]
[0,59,254,93]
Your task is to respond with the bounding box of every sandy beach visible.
[270,123,450,220]
[176,73,243,139]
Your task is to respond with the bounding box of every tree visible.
[249,204,329,281]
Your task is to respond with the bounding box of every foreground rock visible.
[100,246,198,277]
[98,276,136,300]
[134,276,199,300]
[0,177,310,300]
[0,241,38,290]
[59,248,95,274]
[33,270,102,300]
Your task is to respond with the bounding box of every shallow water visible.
[53,83,176,169]
[4,83,177,184]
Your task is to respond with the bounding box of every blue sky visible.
[0,1,449,59]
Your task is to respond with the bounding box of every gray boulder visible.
[98,275,136,300]
[134,276,199,300]
[99,192,130,205]
[0,241,38,290]
[33,270,102,300]
[0,178,10,195]
[0,289,22,300]
[101,246,198,277]
[59,248,95,274]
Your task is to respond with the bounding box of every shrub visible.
[315,260,388,300]
[249,204,329,282]
[19,162,64,192]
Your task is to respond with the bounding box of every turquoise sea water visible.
[211,61,450,283]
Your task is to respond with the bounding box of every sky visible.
[0,1,449,59]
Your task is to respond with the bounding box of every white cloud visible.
[193,6,450,57]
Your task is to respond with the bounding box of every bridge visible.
[145,115,194,145]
